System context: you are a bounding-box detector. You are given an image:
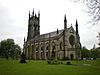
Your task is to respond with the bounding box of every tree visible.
[90,49,97,59]
[91,47,100,59]
[81,46,90,59]
[14,44,21,59]
[0,38,21,59]
[96,47,100,58]
[74,0,100,25]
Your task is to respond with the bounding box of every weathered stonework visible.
[23,9,81,60]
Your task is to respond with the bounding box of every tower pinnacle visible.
[29,10,30,20]
[57,28,59,34]
[32,8,34,16]
[76,19,78,35]
[64,14,67,29]
[38,10,40,18]
[64,14,67,22]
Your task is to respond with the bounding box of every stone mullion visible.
[55,43,57,60]
[44,45,46,60]
[55,41,59,60]
[65,35,68,59]
[31,45,34,59]
[43,42,46,60]
[34,44,36,60]
[38,45,41,59]
[49,43,52,60]
[38,36,41,60]
[50,44,52,59]
[29,44,32,59]
[48,33,51,60]
[43,35,46,60]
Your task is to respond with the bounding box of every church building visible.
[23,9,81,60]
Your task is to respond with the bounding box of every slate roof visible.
[40,29,64,39]
[31,27,71,41]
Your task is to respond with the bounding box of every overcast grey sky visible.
[0,0,100,49]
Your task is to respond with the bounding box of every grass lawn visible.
[0,58,100,75]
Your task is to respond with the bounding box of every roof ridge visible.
[40,29,64,35]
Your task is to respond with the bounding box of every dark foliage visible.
[0,38,21,59]
[67,62,71,65]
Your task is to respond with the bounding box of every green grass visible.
[0,59,100,75]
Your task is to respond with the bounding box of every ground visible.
[0,58,100,75]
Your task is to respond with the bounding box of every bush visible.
[47,60,59,65]
[47,60,51,64]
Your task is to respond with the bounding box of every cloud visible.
[0,0,100,49]
[0,2,26,48]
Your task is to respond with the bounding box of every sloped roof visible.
[33,27,72,41]
[40,29,64,39]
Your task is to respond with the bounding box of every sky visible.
[0,0,100,49]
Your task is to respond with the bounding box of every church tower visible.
[27,9,40,41]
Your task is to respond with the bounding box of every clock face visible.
[69,35,75,47]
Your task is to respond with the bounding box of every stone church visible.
[23,9,81,60]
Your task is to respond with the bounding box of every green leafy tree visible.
[90,49,97,59]
[91,47,100,59]
[96,47,100,58]
[14,44,21,59]
[81,46,90,59]
[0,38,21,59]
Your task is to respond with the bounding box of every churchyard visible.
[0,58,100,75]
